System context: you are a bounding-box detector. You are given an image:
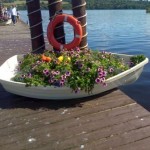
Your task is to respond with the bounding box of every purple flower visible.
[70,51,74,55]
[109,68,114,73]
[55,71,60,75]
[97,67,103,72]
[65,71,71,77]
[51,71,59,76]
[51,71,55,75]
[74,61,79,65]
[21,74,26,78]
[75,54,80,57]
[60,80,65,86]
[78,63,83,69]
[43,69,49,76]
[86,68,91,72]
[101,77,106,83]
[36,60,41,64]
[98,72,103,78]
[61,74,67,79]
[75,87,81,93]
[103,82,107,87]
[28,73,32,78]
[54,60,57,64]
[98,68,107,78]
[95,78,101,83]
[48,79,53,84]
[129,61,134,67]
[103,71,107,77]
[61,79,65,83]
[75,47,80,52]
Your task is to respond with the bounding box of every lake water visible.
[20,10,150,110]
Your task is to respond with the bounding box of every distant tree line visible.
[2,0,150,10]
[85,0,150,9]
[2,0,15,3]
[41,0,150,10]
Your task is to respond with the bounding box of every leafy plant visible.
[12,48,145,93]
[130,55,146,66]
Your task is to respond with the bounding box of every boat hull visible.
[0,54,148,100]
[0,19,12,26]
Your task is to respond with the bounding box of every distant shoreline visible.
[2,0,150,11]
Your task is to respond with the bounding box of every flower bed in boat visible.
[12,48,146,93]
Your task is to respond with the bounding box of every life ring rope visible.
[30,20,43,29]
[82,22,87,27]
[75,13,88,41]
[56,35,65,40]
[31,44,45,53]
[48,0,62,6]
[80,43,88,49]
[28,8,41,15]
[31,33,44,40]
[82,32,88,38]
[49,10,63,21]
[76,13,87,19]
[72,2,86,10]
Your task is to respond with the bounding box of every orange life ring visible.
[47,14,82,50]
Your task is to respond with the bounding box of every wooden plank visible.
[0,101,149,149]
[115,137,150,150]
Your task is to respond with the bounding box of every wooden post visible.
[26,0,45,53]
[48,0,65,47]
[0,2,3,18]
[72,0,88,49]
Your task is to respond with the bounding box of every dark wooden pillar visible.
[26,0,45,53]
[0,2,3,18]
[72,0,88,49]
[48,0,65,46]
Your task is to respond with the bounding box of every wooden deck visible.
[0,22,150,150]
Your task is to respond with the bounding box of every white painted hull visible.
[0,54,148,100]
[5,19,12,25]
[0,19,12,26]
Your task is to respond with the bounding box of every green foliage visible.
[2,0,15,3]
[2,0,150,10]
[85,0,150,10]
[130,55,146,66]
[12,48,145,93]
[146,7,150,13]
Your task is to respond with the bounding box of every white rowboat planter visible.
[0,52,148,100]
[0,19,12,26]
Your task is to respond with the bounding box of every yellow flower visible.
[67,57,71,62]
[58,56,64,62]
